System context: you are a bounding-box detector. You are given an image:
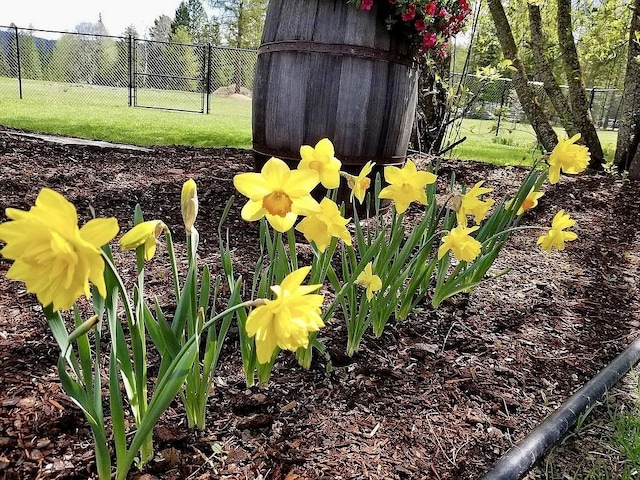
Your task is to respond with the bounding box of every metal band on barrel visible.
[257,41,414,67]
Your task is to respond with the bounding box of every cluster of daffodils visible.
[230,133,590,360]
[0,132,589,479]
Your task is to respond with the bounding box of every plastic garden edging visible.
[481,335,640,480]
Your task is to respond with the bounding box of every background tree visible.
[167,26,199,91]
[7,26,43,80]
[487,0,558,151]
[614,0,640,177]
[18,32,43,80]
[115,25,139,88]
[173,2,192,33]
[208,0,267,48]
[208,0,265,93]
[149,15,173,42]
[577,0,630,88]
[528,3,578,137]
[172,0,218,44]
[556,0,604,169]
[0,40,9,77]
[466,10,503,74]
[44,34,73,82]
[147,15,174,88]
[186,0,212,43]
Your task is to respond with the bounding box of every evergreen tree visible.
[149,15,173,42]
[173,2,191,33]
[186,0,209,43]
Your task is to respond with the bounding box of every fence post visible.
[13,25,23,100]
[206,44,212,114]
[588,87,596,110]
[495,80,507,136]
[128,34,133,107]
[598,89,609,129]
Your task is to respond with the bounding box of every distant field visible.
[0,77,253,147]
[449,118,619,166]
[0,77,618,166]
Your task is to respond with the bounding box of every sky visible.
[0,0,196,39]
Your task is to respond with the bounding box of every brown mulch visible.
[0,127,639,480]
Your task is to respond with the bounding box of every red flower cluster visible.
[354,0,472,58]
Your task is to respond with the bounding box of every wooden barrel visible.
[252,0,419,181]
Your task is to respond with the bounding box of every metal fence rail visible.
[0,24,257,114]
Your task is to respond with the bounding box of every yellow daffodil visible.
[345,161,375,204]
[0,188,119,311]
[245,266,325,364]
[299,138,342,189]
[438,224,482,262]
[234,157,321,232]
[119,220,167,261]
[515,188,544,215]
[295,198,352,252]
[537,210,578,251]
[181,178,198,233]
[378,160,437,214]
[356,262,382,300]
[456,181,495,225]
[548,134,590,184]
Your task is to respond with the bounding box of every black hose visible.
[481,335,640,480]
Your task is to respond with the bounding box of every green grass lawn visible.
[0,77,619,165]
[450,118,619,166]
[0,77,252,148]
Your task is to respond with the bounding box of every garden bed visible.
[0,128,639,479]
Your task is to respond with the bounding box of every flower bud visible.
[181,178,198,233]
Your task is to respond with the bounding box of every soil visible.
[1,127,639,480]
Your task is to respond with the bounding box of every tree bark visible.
[415,54,450,155]
[557,0,604,170]
[487,0,558,152]
[629,144,640,179]
[614,0,640,177]
[528,3,579,138]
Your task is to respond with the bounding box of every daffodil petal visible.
[80,218,119,248]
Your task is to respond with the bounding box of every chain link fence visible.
[0,24,623,131]
[0,25,257,114]
[450,73,622,133]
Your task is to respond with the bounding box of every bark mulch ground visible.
[1,128,639,479]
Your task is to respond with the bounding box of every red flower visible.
[360,0,374,10]
[401,3,417,21]
[458,0,470,12]
[422,32,438,49]
[424,2,437,15]
[352,0,471,60]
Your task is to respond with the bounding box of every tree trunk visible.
[487,0,557,152]
[614,0,640,177]
[415,54,450,155]
[630,144,640,179]
[557,0,604,170]
[528,3,578,137]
